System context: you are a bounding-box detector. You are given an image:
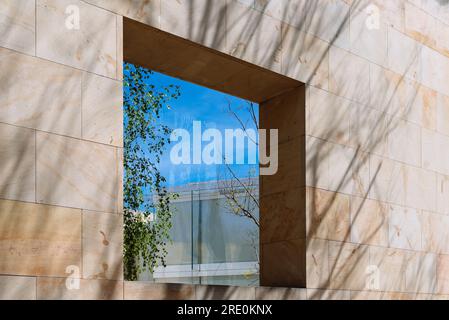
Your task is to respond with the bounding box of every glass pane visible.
[124,63,259,286]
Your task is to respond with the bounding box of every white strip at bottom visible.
[153,261,259,279]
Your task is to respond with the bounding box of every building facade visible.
[1,0,449,300]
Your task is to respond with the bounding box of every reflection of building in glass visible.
[141,179,259,287]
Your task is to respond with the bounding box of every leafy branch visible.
[123,63,180,281]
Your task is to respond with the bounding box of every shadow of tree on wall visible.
[172,0,428,300]
[218,0,425,300]
[0,0,122,299]
[277,0,426,299]
[0,0,439,300]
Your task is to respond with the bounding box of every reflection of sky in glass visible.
[148,71,259,188]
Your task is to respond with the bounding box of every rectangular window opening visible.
[123,18,305,288]
[124,63,261,286]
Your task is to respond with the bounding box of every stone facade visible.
[1,0,449,300]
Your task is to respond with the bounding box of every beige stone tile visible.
[380,292,414,300]
[36,132,120,213]
[351,197,388,247]
[320,153,358,197]
[117,149,124,214]
[421,211,449,254]
[404,165,436,212]
[349,103,388,156]
[260,188,305,244]
[260,239,306,288]
[351,151,370,198]
[350,7,388,66]
[260,86,305,144]
[405,2,436,49]
[422,128,440,173]
[413,293,434,300]
[307,288,350,300]
[388,26,422,82]
[405,251,437,294]
[369,63,410,117]
[0,200,81,277]
[161,0,226,52]
[306,188,350,242]
[428,0,449,23]
[0,276,36,300]
[389,204,422,251]
[329,46,370,105]
[370,246,407,292]
[437,93,449,137]
[116,15,123,81]
[84,0,160,27]
[196,285,256,300]
[255,287,306,300]
[353,290,415,300]
[421,45,449,97]
[435,18,449,58]
[351,0,405,33]
[350,290,383,300]
[422,129,449,176]
[306,238,329,289]
[387,117,421,167]
[328,241,369,291]
[371,72,403,116]
[306,136,330,190]
[437,255,449,294]
[226,0,281,72]
[283,0,350,51]
[0,48,82,138]
[0,0,35,55]
[369,155,406,206]
[327,143,358,195]
[304,0,350,49]
[37,277,123,300]
[421,127,435,169]
[437,174,449,215]
[254,0,285,20]
[117,148,123,214]
[260,138,304,196]
[407,0,444,21]
[404,83,436,131]
[36,0,117,78]
[238,0,254,8]
[281,23,329,89]
[82,211,123,281]
[307,87,351,146]
[82,72,123,147]
[0,123,35,202]
[124,282,194,300]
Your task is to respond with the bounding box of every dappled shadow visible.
[193,0,437,298]
[0,0,122,299]
[291,1,433,299]
[175,0,429,298]
[0,0,445,300]
[121,0,436,299]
